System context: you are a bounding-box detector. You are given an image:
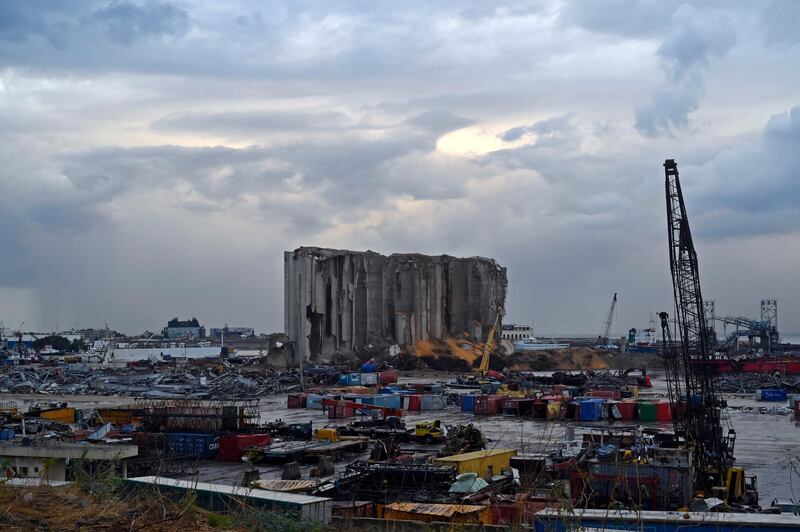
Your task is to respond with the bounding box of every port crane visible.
[659,159,755,504]
[595,292,617,348]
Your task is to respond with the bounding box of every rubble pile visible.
[714,373,800,393]
[0,363,341,398]
[438,424,486,457]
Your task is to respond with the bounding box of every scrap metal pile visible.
[0,363,341,398]
[438,424,486,457]
[714,372,800,393]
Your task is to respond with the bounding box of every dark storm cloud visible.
[635,5,735,136]
[690,105,800,238]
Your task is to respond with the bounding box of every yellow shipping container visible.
[97,408,137,425]
[39,407,76,424]
[434,448,517,477]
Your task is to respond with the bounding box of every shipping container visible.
[756,388,788,402]
[218,434,272,462]
[638,402,656,422]
[372,395,402,410]
[579,399,603,421]
[378,370,399,385]
[404,395,421,412]
[460,395,476,412]
[474,395,507,416]
[616,401,636,420]
[306,394,324,410]
[419,395,447,411]
[165,432,220,459]
[589,389,622,400]
[287,394,307,409]
[655,401,672,421]
[38,407,76,424]
[0,428,14,440]
[434,448,517,477]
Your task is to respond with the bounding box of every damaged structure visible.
[284,247,507,362]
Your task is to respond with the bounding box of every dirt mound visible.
[504,347,611,371]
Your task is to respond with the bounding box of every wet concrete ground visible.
[4,370,800,504]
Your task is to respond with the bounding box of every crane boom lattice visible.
[662,159,733,494]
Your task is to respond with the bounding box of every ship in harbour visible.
[513,336,570,352]
[626,322,658,353]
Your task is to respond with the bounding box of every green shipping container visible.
[638,402,656,422]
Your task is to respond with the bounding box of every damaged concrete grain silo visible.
[284,247,507,363]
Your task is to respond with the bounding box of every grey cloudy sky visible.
[1,0,798,336]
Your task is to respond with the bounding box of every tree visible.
[32,335,71,352]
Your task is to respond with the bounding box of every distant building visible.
[501,323,534,341]
[209,326,255,340]
[164,317,205,339]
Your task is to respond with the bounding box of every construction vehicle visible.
[413,420,445,444]
[594,293,618,349]
[476,306,505,379]
[453,306,505,387]
[659,159,758,507]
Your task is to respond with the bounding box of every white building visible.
[501,323,534,341]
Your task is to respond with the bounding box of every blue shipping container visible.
[757,388,788,402]
[306,394,324,410]
[0,428,15,440]
[461,395,476,412]
[580,399,603,421]
[165,433,220,459]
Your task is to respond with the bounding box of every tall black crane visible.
[660,159,735,494]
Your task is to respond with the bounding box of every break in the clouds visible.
[0,1,799,336]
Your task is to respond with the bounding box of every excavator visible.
[476,305,505,380]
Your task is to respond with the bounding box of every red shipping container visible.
[218,434,272,462]
[287,393,307,409]
[474,395,507,415]
[378,370,399,385]
[407,394,421,412]
[616,401,636,420]
[589,389,622,400]
[655,402,672,421]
